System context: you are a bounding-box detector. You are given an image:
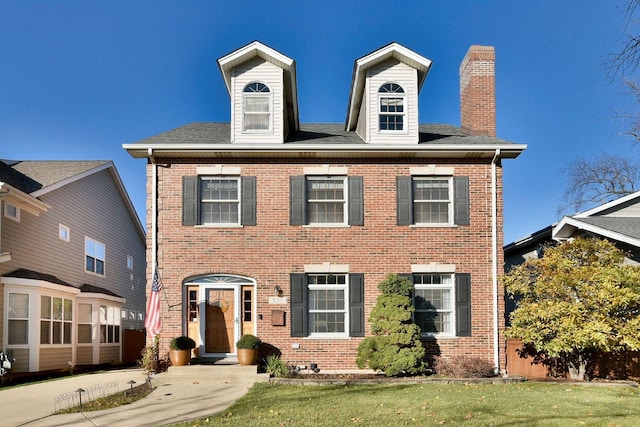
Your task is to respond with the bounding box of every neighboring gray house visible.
[0,160,146,373]
[504,190,640,322]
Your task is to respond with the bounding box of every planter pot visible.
[169,349,191,366]
[237,348,259,365]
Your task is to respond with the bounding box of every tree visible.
[560,153,640,214]
[504,238,640,380]
[356,274,427,376]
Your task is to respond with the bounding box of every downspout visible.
[491,149,501,372]
[148,149,157,280]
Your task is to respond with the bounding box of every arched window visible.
[243,82,271,131]
[378,83,405,131]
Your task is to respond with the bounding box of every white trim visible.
[304,262,350,273]
[196,166,242,175]
[0,182,50,215]
[413,272,456,338]
[411,263,456,273]
[574,190,640,218]
[412,176,454,226]
[199,176,242,226]
[59,224,70,242]
[303,165,349,175]
[3,202,20,222]
[306,176,348,226]
[85,236,106,277]
[410,166,455,176]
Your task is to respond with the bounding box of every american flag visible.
[144,270,162,338]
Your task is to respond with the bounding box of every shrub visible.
[433,355,496,378]
[169,336,196,350]
[236,334,261,349]
[264,355,290,378]
[356,273,427,376]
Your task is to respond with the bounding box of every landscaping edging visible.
[269,376,527,386]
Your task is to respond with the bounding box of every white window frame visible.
[306,176,348,226]
[100,305,121,344]
[307,273,349,338]
[242,82,272,133]
[77,303,93,344]
[199,176,241,226]
[413,273,456,337]
[8,293,29,345]
[59,224,70,241]
[412,177,453,226]
[4,202,20,222]
[85,237,106,276]
[127,255,134,271]
[40,295,73,345]
[378,83,406,132]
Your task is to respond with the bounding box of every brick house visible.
[124,41,526,372]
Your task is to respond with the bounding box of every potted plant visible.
[236,334,261,365]
[169,336,196,366]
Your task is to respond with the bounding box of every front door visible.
[204,288,236,354]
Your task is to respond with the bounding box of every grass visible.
[55,383,153,413]
[170,382,640,426]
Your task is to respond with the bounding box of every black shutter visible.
[396,177,413,225]
[182,176,198,226]
[290,273,308,337]
[348,176,364,226]
[456,273,472,337]
[349,274,365,337]
[290,176,307,225]
[241,176,256,226]
[454,176,470,226]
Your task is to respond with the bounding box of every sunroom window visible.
[379,83,405,131]
[243,82,271,131]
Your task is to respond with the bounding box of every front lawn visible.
[172,381,640,426]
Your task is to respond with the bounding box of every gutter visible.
[491,149,500,372]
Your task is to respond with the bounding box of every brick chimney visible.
[459,45,496,137]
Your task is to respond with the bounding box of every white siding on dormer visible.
[231,58,284,143]
[365,59,419,144]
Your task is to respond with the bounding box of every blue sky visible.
[0,0,636,244]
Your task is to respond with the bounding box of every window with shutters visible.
[243,82,271,132]
[290,176,363,226]
[413,273,454,336]
[182,175,256,227]
[290,273,365,338]
[397,176,469,227]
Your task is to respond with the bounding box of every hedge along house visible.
[124,41,526,372]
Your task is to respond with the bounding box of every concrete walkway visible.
[2,365,267,427]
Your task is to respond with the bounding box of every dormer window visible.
[243,82,271,131]
[379,83,405,131]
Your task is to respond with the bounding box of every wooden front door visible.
[205,288,235,354]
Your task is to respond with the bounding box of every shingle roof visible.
[575,217,640,240]
[2,268,76,288]
[80,283,123,298]
[0,160,109,193]
[130,122,517,146]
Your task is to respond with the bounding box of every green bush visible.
[236,334,261,349]
[169,336,196,350]
[264,355,290,378]
[356,274,426,376]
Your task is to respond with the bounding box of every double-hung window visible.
[40,296,72,345]
[8,293,29,345]
[77,303,93,344]
[100,305,120,344]
[243,82,271,131]
[182,173,256,227]
[290,175,363,226]
[291,272,365,338]
[413,274,454,336]
[308,274,347,335]
[200,177,241,225]
[379,83,405,131]
[397,174,469,226]
[85,237,106,275]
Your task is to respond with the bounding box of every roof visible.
[123,122,526,160]
[80,283,123,298]
[346,42,432,130]
[2,268,76,288]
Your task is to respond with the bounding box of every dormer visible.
[346,43,432,144]
[218,41,299,143]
